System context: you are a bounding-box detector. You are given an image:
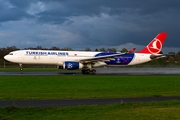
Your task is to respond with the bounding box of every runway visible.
[0,96,180,107]
[96,67,180,75]
[0,71,80,76]
[1,67,180,75]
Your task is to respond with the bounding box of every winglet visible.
[138,32,168,54]
[127,48,136,53]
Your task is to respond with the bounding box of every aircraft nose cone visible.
[4,55,8,61]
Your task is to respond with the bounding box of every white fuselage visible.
[4,50,154,68]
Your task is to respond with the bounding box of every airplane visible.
[4,32,167,74]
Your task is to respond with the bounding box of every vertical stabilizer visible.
[138,32,167,54]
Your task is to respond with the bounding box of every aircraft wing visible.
[77,53,125,63]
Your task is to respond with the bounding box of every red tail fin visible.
[138,32,167,54]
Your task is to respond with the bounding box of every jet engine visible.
[62,61,84,70]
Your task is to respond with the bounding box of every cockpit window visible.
[8,53,13,55]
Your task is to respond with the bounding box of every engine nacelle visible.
[63,61,83,70]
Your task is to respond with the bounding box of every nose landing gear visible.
[19,64,23,71]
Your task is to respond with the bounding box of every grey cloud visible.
[7,0,36,9]
[0,0,34,22]
[0,0,180,51]
[33,0,180,36]
[0,8,33,22]
[6,0,180,25]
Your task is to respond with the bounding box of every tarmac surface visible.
[0,67,180,107]
[0,97,180,107]
[1,67,180,76]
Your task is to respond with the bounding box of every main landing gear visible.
[81,68,96,75]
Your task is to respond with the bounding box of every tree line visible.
[0,46,180,67]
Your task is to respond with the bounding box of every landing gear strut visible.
[82,68,96,75]
[19,64,23,71]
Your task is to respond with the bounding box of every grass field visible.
[1,101,180,120]
[1,69,180,119]
[0,75,180,100]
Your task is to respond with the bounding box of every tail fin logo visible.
[138,32,167,54]
[147,38,162,54]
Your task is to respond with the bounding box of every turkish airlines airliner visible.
[4,32,167,74]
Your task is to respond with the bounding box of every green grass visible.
[1,101,180,120]
[0,75,180,100]
[1,74,180,119]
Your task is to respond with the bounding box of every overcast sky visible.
[0,0,180,53]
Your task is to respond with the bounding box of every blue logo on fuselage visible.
[95,52,134,65]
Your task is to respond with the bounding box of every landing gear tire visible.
[85,69,90,74]
[82,69,96,75]
[82,69,90,74]
[91,69,96,75]
[82,69,86,74]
